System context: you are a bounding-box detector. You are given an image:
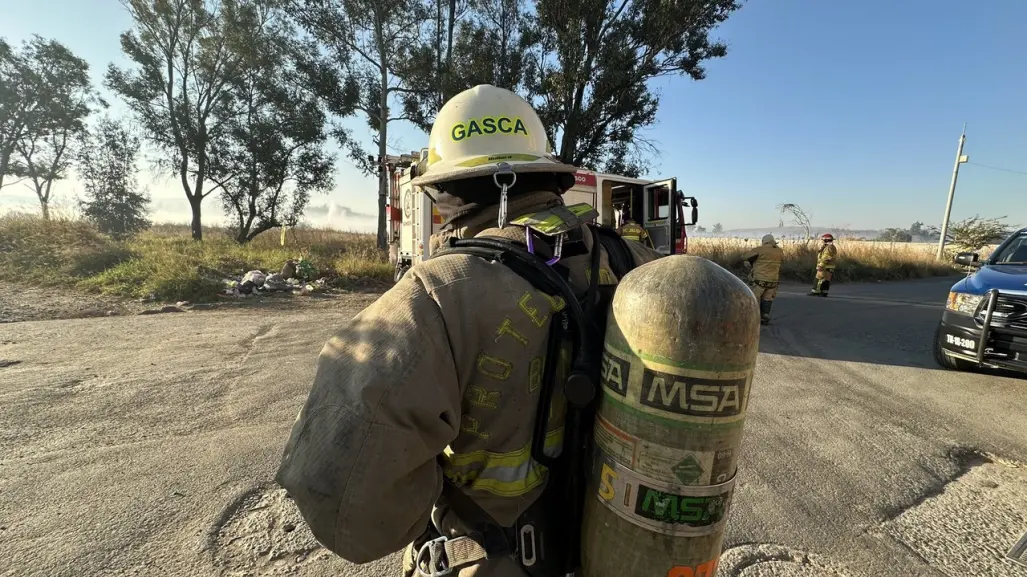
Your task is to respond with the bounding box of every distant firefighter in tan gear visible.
[273,84,663,577]
[741,233,783,324]
[617,213,652,249]
[808,233,838,297]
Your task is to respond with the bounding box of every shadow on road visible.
[754,276,1012,373]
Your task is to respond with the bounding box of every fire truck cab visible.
[563,170,699,256]
[386,151,699,282]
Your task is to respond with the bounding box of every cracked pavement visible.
[1,277,1026,577]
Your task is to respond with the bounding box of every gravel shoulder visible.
[0,280,388,323]
[0,280,150,323]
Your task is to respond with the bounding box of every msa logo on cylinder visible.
[639,368,746,418]
[600,349,630,397]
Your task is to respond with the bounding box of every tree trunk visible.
[0,153,8,191]
[445,0,456,99]
[189,195,204,241]
[436,0,444,102]
[377,48,390,251]
[377,132,389,250]
[40,198,50,221]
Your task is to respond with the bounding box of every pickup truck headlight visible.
[946,292,983,315]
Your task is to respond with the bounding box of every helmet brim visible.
[410,157,578,187]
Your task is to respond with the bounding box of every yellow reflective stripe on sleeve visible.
[443,427,565,497]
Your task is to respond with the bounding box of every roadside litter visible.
[221,258,328,298]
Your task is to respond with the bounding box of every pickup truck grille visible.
[976,294,1027,331]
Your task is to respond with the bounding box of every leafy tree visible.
[78,117,152,239]
[877,228,912,242]
[208,0,335,243]
[107,0,245,241]
[0,36,100,193]
[777,203,812,245]
[397,0,522,130]
[947,215,1015,252]
[397,0,743,178]
[457,0,525,88]
[908,220,940,241]
[519,0,742,176]
[712,222,723,234]
[694,225,706,233]
[287,0,427,249]
[15,118,82,221]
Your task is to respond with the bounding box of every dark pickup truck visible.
[934,227,1027,373]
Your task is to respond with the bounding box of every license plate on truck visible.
[945,334,977,350]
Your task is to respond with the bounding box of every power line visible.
[967,161,1027,176]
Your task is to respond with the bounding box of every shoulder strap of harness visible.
[591,224,637,280]
[415,226,613,577]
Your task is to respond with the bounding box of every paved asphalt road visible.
[2,277,1026,577]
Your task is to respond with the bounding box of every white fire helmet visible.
[410,84,578,188]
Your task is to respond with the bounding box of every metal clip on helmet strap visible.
[493,162,517,228]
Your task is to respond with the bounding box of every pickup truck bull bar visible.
[966,288,1027,371]
[975,289,999,365]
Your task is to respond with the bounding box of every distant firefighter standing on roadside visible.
[742,234,784,324]
[808,233,838,297]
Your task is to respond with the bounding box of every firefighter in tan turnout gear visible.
[808,232,838,297]
[616,211,652,249]
[741,233,783,324]
[274,84,661,577]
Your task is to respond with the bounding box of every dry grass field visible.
[688,237,965,283]
[0,213,964,304]
[0,214,392,302]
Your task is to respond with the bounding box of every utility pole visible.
[936,123,969,259]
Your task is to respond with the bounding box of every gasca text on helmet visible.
[450,116,530,141]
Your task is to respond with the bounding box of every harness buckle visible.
[415,536,454,577]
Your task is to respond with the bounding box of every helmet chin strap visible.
[493,162,517,229]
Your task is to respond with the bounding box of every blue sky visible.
[2,0,1025,233]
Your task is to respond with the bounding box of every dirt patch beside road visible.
[0,280,385,323]
[0,280,149,323]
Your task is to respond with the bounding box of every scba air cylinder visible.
[581,255,760,577]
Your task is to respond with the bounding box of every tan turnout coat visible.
[276,191,661,576]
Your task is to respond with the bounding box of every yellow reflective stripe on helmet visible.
[443,427,564,497]
[455,153,541,168]
[427,147,442,166]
